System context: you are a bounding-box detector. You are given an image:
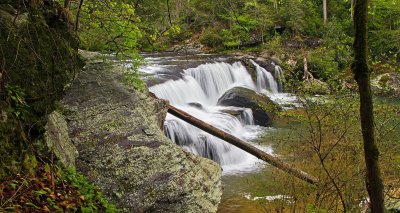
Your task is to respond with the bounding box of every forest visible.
[0,0,399,212]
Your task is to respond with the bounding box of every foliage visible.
[61,169,118,212]
[308,47,340,81]
[369,30,400,61]
[4,85,29,121]
[78,0,142,53]
[121,54,146,91]
[199,27,223,48]
[0,165,118,212]
[321,19,353,69]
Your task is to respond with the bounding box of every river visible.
[137,52,299,212]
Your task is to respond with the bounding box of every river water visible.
[137,52,297,211]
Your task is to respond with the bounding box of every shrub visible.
[200,27,223,48]
[308,47,339,81]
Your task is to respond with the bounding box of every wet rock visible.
[220,109,243,117]
[254,59,276,73]
[270,56,282,65]
[240,58,276,82]
[217,87,281,126]
[188,102,203,109]
[239,59,257,82]
[63,60,222,212]
[168,42,204,54]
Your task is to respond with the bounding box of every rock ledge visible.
[62,60,222,212]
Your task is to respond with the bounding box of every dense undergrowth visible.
[0,164,117,212]
[0,1,117,212]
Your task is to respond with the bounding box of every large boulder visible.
[217,87,281,126]
[63,61,222,212]
[372,73,400,97]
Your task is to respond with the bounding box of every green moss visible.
[0,3,83,179]
[23,154,38,177]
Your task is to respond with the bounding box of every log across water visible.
[166,104,319,185]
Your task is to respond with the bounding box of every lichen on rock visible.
[62,60,222,212]
[43,111,78,169]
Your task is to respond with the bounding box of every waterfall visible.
[149,60,280,173]
[185,62,255,104]
[272,62,284,92]
[250,60,279,93]
[238,108,255,125]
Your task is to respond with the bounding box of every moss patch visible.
[0,2,83,179]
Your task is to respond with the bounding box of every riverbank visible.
[218,95,400,212]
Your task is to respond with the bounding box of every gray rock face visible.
[43,111,78,169]
[217,87,281,126]
[372,73,400,97]
[62,62,222,212]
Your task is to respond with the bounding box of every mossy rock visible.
[0,3,83,179]
[0,101,26,179]
[217,87,281,126]
[372,73,400,97]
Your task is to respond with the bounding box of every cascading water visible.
[149,60,281,173]
[272,62,284,92]
[250,59,280,93]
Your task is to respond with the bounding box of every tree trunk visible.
[166,0,173,26]
[323,0,328,24]
[75,0,84,32]
[64,0,70,8]
[353,0,385,212]
[303,52,314,80]
[167,104,319,185]
[0,68,4,95]
[351,0,354,19]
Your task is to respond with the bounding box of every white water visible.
[273,62,284,92]
[149,60,285,174]
[250,59,279,93]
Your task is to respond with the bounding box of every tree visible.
[323,0,328,24]
[64,0,70,8]
[352,0,385,212]
[78,0,142,52]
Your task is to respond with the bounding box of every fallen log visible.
[167,104,319,185]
